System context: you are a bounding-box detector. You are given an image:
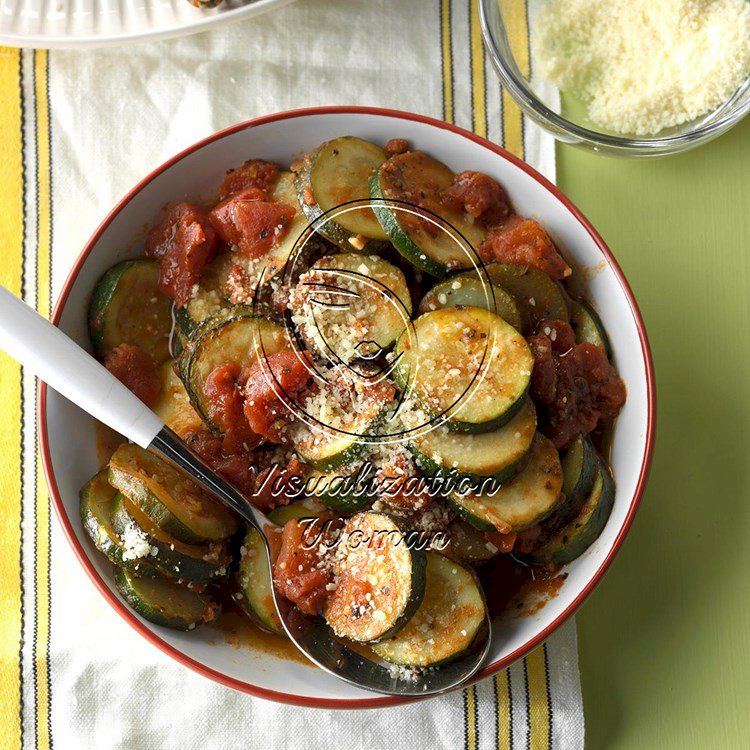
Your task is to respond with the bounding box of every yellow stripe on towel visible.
[0,45,26,750]
[33,48,53,750]
[469,0,487,138]
[440,0,454,124]
[526,645,552,750]
[499,0,530,159]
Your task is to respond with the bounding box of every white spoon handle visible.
[0,285,164,448]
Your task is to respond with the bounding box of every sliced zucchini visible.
[296,136,390,250]
[370,151,486,277]
[553,433,599,529]
[268,498,331,525]
[324,512,426,642]
[410,398,536,481]
[418,272,522,330]
[80,471,159,576]
[151,361,205,438]
[528,458,615,566]
[172,255,233,342]
[108,443,238,544]
[179,306,290,434]
[293,373,392,471]
[236,527,283,634]
[88,260,173,361]
[307,462,378,513]
[570,299,611,356]
[485,263,569,331]
[111,494,231,584]
[289,253,412,363]
[394,306,533,433]
[372,552,486,667]
[446,433,563,533]
[113,565,219,631]
[444,519,499,564]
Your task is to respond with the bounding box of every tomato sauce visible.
[145,202,218,308]
[104,343,161,407]
[529,319,626,450]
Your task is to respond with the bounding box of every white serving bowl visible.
[39,106,656,709]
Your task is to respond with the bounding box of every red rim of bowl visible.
[38,105,656,710]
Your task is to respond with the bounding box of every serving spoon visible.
[0,284,491,697]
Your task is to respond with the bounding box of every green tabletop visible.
[558,119,750,749]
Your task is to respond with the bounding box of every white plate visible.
[40,106,656,708]
[0,0,294,49]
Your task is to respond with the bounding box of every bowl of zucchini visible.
[40,106,655,708]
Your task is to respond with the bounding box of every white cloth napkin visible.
[13,0,583,747]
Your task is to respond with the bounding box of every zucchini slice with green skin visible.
[88,260,173,362]
[570,299,612,356]
[485,263,569,332]
[295,137,390,251]
[289,253,412,363]
[268,499,331,525]
[410,398,536,481]
[372,552,487,667]
[307,462,378,513]
[417,272,523,330]
[551,433,599,530]
[236,527,284,635]
[444,519,499,564]
[446,433,563,533]
[527,458,615,566]
[108,443,238,544]
[151,361,205,439]
[324,512,427,643]
[180,306,290,434]
[80,471,160,576]
[111,494,231,584]
[113,565,219,631]
[293,369,393,471]
[394,306,533,433]
[369,151,486,277]
[172,255,234,344]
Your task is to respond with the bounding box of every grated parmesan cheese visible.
[534,0,750,135]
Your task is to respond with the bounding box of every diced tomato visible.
[529,320,626,449]
[273,519,333,615]
[243,350,313,443]
[484,530,517,554]
[384,138,409,156]
[203,362,260,454]
[219,159,279,200]
[183,428,259,499]
[375,450,431,511]
[252,456,308,511]
[104,344,161,407]
[441,170,511,228]
[210,189,296,259]
[145,202,218,308]
[479,216,572,280]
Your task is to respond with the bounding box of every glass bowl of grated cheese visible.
[480,0,750,156]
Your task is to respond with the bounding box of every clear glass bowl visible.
[479,0,750,157]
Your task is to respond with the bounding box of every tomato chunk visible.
[183,428,259,498]
[384,138,409,156]
[203,362,260,454]
[104,344,161,407]
[480,216,572,280]
[442,170,511,228]
[210,189,296,259]
[243,350,313,443]
[528,320,626,449]
[145,202,218,308]
[219,159,280,200]
[273,519,334,615]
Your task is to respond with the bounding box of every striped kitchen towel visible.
[0,1,583,747]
